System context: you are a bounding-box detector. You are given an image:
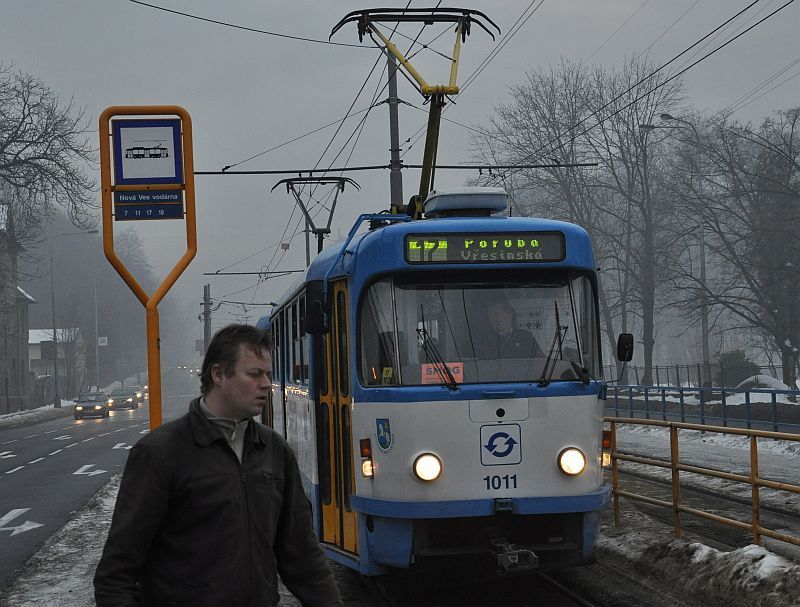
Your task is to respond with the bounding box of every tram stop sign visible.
[109,118,185,221]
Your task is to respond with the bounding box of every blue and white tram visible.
[267,187,629,575]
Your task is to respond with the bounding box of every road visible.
[0,396,190,590]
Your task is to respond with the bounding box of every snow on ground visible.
[613,423,800,515]
[0,402,73,430]
[3,415,799,605]
[599,507,800,607]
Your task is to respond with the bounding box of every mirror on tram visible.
[616,333,634,362]
[305,280,329,334]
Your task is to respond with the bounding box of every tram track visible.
[614,467,800,561]
[355,565,606,606]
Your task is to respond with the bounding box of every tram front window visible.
[359,272,599,386]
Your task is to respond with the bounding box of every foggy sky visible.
[2,0,797,342]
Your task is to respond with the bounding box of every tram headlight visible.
[557,447,586,476]
[412,453,442,482]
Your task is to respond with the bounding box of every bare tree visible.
[685,108,800,387]
[472,55,685,382]
[0,64,96,243]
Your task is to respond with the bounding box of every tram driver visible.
[482,298,543,360]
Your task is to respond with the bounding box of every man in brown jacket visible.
[94,324,342,606]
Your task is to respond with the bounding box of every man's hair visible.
[199,324,273,395]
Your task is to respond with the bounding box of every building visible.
[0,203,37,414]
[29,328,87,407]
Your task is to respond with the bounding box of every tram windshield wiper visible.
[417,307,458,390]
[538,302,569,387]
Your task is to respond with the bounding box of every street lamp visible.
[50,229,99,407]
[640,115,710,384]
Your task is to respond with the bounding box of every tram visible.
[265,187,633,575]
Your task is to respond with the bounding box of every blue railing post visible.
[614,386,620,416]
[744,391,751,430]
[679,388,685,423]
[772,392,778,432]
[644,387,650,420]
[699,387,706,425]
[628,386,634,418]
[721,388,727,427]
[661,387,667,422]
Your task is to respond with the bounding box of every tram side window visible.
[300,295,309,384]
[359,279,399,386]
[291,299,308,384]
[336,291,349,397]
[273,318,280,384]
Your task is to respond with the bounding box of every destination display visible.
[404,232,565,264]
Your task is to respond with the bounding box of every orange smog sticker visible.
[421,362,464,384]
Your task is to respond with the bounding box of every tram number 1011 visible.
[483,474,518,490]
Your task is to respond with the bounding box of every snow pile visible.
[0,476,120,606]
[599,516,800,607]
[0,402,72,430]
[644,542,800,606]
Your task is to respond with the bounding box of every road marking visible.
[74,464,107,476]
[81,437,95,443]
[0,439,18,445]
[24,434,39,439]
[140,429,150,434]
[49,449,63,456]
[28,458,44,464]
[98,432,111,437]
[113,428,126,433]
[64,442,79,449]
[53,435,72,441]
[112,443,133,450]
[0,451,17,459]
[5,466,24,474]
[0,509,44,536]
[43,429,58,434]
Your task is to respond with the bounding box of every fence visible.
[605,385,800,433]
[606,417,800,548]
[602,363,794,388]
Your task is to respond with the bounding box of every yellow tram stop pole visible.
[98,105,197,430]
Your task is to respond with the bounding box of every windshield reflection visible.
[360,272,599,386]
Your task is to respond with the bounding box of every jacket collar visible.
[188,397,266,448]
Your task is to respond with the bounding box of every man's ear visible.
[210,363,225,386]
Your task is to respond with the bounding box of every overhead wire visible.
[585,0,651,62]
[128,0,370,48]
[483,0,787,185]
[401,0,546,159]
[244,4,420,302]
[642,0,700,55]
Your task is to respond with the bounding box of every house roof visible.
[29,328,81,344]
[17,286,37,303]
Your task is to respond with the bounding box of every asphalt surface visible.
[0,397,190,590]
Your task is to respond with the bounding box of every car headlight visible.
[94,405,102,410]
[412,453,442,482]
[127,398,133,402]
[557,447,587,476]
[76,406,83,410]
[136,392,142,398]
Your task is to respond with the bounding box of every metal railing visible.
[606,417,800,547]
[602,363,793,388]
[606,385,800,433]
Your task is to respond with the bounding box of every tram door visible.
[319,280,358,554]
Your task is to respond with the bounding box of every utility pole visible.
[386,52,404,212]
[203,284,212,353]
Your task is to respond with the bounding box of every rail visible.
[606,385,800,433]
[605,417,800,548]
